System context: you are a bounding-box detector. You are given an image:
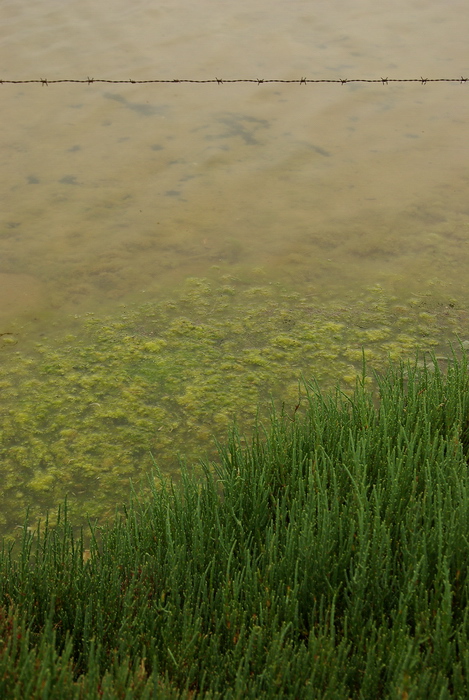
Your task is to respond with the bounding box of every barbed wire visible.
[0,76,468,86]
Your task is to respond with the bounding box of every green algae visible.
[0,273,466,540]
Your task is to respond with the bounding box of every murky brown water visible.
[1,0,468,535]
[2,0,468,328]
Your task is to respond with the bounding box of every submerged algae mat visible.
[0,274,466,539]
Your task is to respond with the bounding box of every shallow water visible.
[1,0,468,325]
[1,0,468,536]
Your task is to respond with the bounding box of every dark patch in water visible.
[59,175,79,185]
[310,144,331,157]
[103,92,169,117]
[200,113,270,145]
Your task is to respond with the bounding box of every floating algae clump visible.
[0,274,465,539]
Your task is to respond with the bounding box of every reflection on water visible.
[1,0,469,536]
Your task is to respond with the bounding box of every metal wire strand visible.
[0,76,467,86]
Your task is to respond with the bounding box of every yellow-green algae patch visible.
[0,275,466,540]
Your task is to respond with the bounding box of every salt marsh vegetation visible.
[2,351,469,696]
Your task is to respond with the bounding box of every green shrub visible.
[2,350,469,698]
